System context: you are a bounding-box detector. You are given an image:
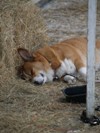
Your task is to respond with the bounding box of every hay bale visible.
[0,0,48,86]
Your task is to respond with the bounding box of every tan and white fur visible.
[18,37,100,85]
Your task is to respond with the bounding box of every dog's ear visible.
[17,48,35,61]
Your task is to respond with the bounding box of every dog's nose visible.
[34,81,43,85]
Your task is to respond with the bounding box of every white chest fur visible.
[56,59,76,78]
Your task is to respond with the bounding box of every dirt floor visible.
[0,0,100,133]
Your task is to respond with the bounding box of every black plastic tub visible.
[62,85,86,103]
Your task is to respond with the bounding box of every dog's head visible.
[17,48,54,85]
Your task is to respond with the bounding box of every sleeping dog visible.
[18,37,100,85]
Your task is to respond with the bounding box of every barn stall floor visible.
[0,0,100,133]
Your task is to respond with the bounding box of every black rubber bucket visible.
[62,85,86,103]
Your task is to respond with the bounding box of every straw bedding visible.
[0,0,48,86]
[0,1,51,132]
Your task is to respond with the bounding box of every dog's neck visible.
[36,46,61,70]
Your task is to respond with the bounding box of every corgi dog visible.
[18,37,100,85]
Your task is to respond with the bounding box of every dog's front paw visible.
[63,75,76,84]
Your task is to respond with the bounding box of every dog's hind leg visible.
[78,67,87,81]
[74,58,87,82]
